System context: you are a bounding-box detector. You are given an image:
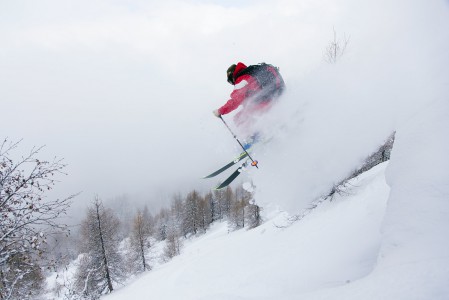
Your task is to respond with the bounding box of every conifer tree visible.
[212,189,224,220]
[230,186,247,229]
[129,209,152,272]
[142,205,155,236]
[170,194,185,237]
[246,202,262,229]
[213,187,234,220]
[197,195,212,232]
[204,191,216,222]
[182,190,201,235]
[162,219,182,261]
[155,207,169,241]
[74,197,124,297]
[222,187,234,218]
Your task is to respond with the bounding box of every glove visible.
[213,109,221,118]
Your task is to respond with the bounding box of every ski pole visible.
[219,115,259,169]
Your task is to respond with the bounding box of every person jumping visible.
[213,62,285,149]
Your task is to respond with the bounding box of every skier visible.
[213,62,285,149]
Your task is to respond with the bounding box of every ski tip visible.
[214,183,226,191]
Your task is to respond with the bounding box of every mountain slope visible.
[104,163,389,300]
[303,99,449,300]
[103,96,449,300]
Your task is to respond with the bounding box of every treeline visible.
[61,185,261,299]
[0,138,263,299]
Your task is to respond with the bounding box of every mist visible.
[1,0,448,219]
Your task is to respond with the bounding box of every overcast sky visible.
[1,0,448,219]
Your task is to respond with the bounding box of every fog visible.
[1,0,448,219]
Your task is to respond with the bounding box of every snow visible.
[299,99,449,299]
[45,254,82,299]
[100,98,449,300]
[39,0,449,298]
[103,163,390,300]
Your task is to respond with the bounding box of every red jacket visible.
[220,62,273,114]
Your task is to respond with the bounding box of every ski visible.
[214,161,248,190]
[203,151,248,179]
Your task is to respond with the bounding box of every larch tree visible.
[169,194,185,237]
[74,197,124,298]
[182,190,201,236]
[142,205,155,237]
[162,198,184,261]
[155,207,169,241]
[197,195,212,233]
[162,217,182,261]
[129,209,152,272]
[212,186,234,220]
[222,187,234,218]
[230,186,247,229]
[204,191,216,222]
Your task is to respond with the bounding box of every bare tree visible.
[108,194,134,239]
[230,198,246,230]
[204,191,216,222]
[212,187,234,221]
[324,27,350,64]
[0,139,74,300]
[155,207,169,241]
[128,209,152,272]
[162,221,182,261]
[212,190,224,220]
[142,205,155,237]
[182,190,201,236]
[197,195,212,233]
[74,197,124,298]
[246,201,262,229]
[169,194,185,238]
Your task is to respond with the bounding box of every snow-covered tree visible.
[197,194,212,233]
[74,197,124,297]
[142,205,155,237]
[108,194,134,239]
[169,194,185,237]
[230,186,248,229]
[0,139,74,299]
[162,219,182,261]
[182,190,201,236]
[229,186,261,230]
[155,207,169,241]
[205,191,216,222]
[246,202,262,229]
[128,209,152,272]
[230,198,246,229]
[327,132,396,200]
[211,190,223,220]
[212,186,234,220]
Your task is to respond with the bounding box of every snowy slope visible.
[104,96,449,300]
[302,99,449,300]
[49,100,449,300]
[104,162,390,300]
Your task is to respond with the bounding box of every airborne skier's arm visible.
[217,80,248,115]
[217,77,260,115]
